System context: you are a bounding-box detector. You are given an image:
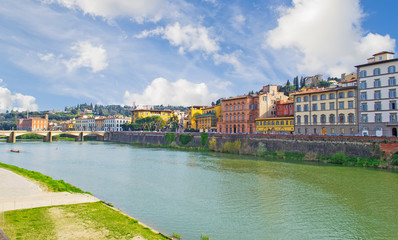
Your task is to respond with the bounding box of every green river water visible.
[1,141,398,239]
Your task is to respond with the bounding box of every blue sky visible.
[0,0,397,112]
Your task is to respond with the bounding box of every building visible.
[256,116,294,134]
[95,117,105,131]
[186,106,204,130]
[276,100,294,117]
[304,74,323,87]
[75,116,95,131]
[258,85,289,119]
[293,86,357,136]
[131,109,174,123]
[104,116,130,132]
[17,115,48,131]
[356,51,398,136]
[218,94,259,133]
[195,105,221,132]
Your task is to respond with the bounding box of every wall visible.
[109,132,383,159]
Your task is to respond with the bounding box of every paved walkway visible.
[0,168,99,212]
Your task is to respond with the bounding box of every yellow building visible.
[187,106,204,130]
[256,116,294,134]
[293,86,357,136]
[131,109,174,123]
[95,117,105,131]
[195,105,222,132]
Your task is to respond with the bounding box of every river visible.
[1,141,398,239]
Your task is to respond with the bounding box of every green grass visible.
[0,162,91,194]
[1,202,169,240]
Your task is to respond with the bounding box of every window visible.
[297,105,301,112]
[297,116,301,124]
[320,94,326,100]
[360,92,367,100]
[303,96,309,102]
[234,106,236,111]
[276,121,279,125]
[360,81,367,89]
[238,106,240,110]
[361,103,368,111]
[329,93,335,99]
[347,91,354,97]
[313,115,317,124]
[290,121,294,125]
[348,101,354,109]
[374,79,381,87]
[339,102,344,109]
[388,66,396,73]
[321,115,326,123]
[281,121,284,125]
[348,114,355,123]
[329,102,335,110]
[250,115,252,120]
[390,101,397,110]
[338,92,345,98]
[312,95,318,101]
[230,107,232,111]
[374,91,381,99]
[321,103,326,110]
[361,114,368,123]
[374,102,382,111]
[359,70,367,77]
[242,106,244,110]
[339,114,345,123]
[312,104,318,111]
[389,89,396,98]
[254,104,258,110]
[296,97,301,102]
[329,114,335,123]
[390,113,398,123]
[373,68,381,76]
[389,78,396,86]
[304,115,309,124]
[375,113,382,123]
[304,104,309,111]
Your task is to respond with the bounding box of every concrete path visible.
[0,168,99,212]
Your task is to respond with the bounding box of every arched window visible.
[320,115,326,123]
[339,114,345,123]
[313,115,318,124]
[304,115,309,124]
[348,114,355,123]
[359,70,367,77]
[329,114,335,123]
[297,116,301,124]
[388,66,396,73]
[374,68,381,76]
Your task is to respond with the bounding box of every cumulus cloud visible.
[64,41,108,73]
[0,81,39,112]
[265,0,396,76]
[123,77,218,106]
[135,22,219,55]
[44,0,164,23]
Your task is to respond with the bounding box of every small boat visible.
[10,150,20,153]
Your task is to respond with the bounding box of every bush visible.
[164,133,175,144]
[179,134,193,145]
[200,133,208,147]
[221,140,241,153]
[209,138,217,151]
[330,152,347,164]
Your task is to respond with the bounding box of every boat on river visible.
[10,150,20,153]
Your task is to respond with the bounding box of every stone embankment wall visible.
[109,132,384,159]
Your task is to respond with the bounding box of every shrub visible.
[172,232,182,239]
[209,138,217,151]
[330,152,347,164]
[221,140,241,153]
[201,234,210,240]
[164,133,175,144]
[200,132,208,147]
[179,133,193,145]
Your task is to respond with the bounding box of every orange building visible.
[276,100,294,117]
[218,94,259,133]
[17,114,48,131]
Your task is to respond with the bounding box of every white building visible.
[258,85,289,118]
[75,116,95,131]
[356,51,398,137]
[104,117,130,132]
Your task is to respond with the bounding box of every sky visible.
[0,0,397,112]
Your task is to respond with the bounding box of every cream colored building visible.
[293,86,357,136]
[258,85,289,119]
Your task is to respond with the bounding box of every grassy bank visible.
[1,202,170,240]
[0,162,90,194]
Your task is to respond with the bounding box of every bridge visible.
[0,131,108,143]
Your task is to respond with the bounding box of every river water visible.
[1,141,398,239]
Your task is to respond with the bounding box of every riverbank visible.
[109,132,398,169]
[0,163,170,240]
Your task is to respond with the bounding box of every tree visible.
[286,79,291,86]
[166,115,179,132]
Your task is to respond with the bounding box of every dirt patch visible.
[48,207,109,240]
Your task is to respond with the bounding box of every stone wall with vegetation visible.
[109,132,382,159]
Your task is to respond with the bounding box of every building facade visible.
[195,105,221,132]
[293,86,357,136]
[356,51,398,136]
[75,116,95,131]
[218,95,259,133]
[17,115,48,131]
[131,109,174,123]
[104,117,130,132]
[258,85,289,118]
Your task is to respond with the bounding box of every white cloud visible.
[265,0,396,76]
[44,0,164,23]
[213,52,243,71]
[135,22,219,55]
[0,83,39,113]
[38,53,55,61]
[64,41,108,73]
[123,77,218,106]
